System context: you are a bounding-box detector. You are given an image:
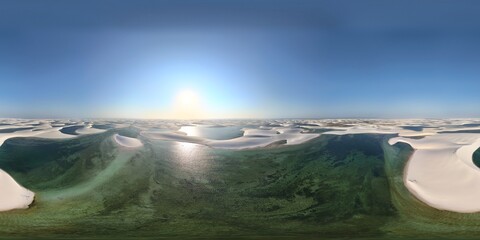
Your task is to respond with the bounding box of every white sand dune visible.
[35,128,78,139]
[75,125,107,135]
[0,169,35,212]
[142,127,319,150]
[0,125,24,131]
[243,129,279,137]
[322,125,441,138]
[278,128,321,145]
[397,130,437,138]
[0,127,76,147]
[323,126,398,135]
[142,132,206,145]
[389,133,480,213]
[0,120,114,147]
[113,134,143,148]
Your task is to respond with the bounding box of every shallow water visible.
[179,125,244,140]
[0,129,479,239]
[59,125,84,135]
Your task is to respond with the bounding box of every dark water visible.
[474,148,480,168]
[439,129,480,134]
[92,124,115,130]
[59,125,85,135]
[0,127,34,133]
[401,126,424,132]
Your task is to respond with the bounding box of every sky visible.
[1,0,480,119]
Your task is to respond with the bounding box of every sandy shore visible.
[113,134,143,148]
[0,169,35,212]
[142,127,320,150]
[389,134,480,213]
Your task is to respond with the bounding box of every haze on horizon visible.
[1,0,480,119]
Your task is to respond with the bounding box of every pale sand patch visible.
[322,125,440,138]
[113,134,143,148]
[142,127,319,150]
[0,169,35,212]
[389,133,480,213]
[0,127,76,147]
[75,125,107,135]
[323,126,398,135]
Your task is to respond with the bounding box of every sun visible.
[171,89,205,119]
[177,89,198,106]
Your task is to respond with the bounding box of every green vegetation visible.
[1,131,479,239]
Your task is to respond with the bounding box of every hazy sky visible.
[1,0,480,119]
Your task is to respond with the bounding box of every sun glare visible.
[172,89,204,119]
[177,89,198,106]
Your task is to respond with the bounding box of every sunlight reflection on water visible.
[173,141,211,172]
[178,125,243,140]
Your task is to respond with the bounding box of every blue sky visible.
[1,0,480,119]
